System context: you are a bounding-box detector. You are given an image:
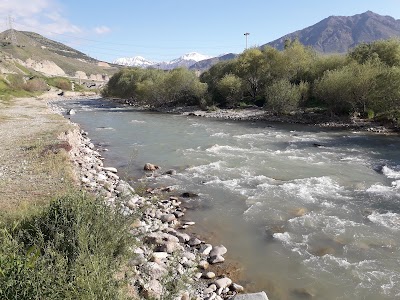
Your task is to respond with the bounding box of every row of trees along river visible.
[102,39,400,125]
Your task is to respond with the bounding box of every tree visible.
[264,79,301,114]
[313,61,382,115]
[371,66,400,115]
[216,73,243,107]
[235,48,268,101]
[348,39,400,67]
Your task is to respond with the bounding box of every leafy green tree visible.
[349,39,400,67]
[216,73,243,107]
[371,66,400,115]
[200,59,237,106]
[264,79,301,114]
[314,61,382,115]
[235,48,268,101]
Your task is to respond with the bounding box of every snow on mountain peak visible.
[113,56,155,67]
[113,52,212,69]
[180,52,212,62]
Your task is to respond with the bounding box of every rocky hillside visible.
[264,11,400,53]
[0,30,119,80]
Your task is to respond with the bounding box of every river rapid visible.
[60,98,400,300]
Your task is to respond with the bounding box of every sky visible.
[1,0,400,63]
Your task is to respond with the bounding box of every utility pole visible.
[8,14,17,45]
[244,32,250,50]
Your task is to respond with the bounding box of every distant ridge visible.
[264,11,400,53]
[0,30,118,79]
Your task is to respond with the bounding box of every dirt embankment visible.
[0,94,77,215]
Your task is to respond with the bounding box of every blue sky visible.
[1,0,400,62]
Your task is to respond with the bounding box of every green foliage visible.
[103,39,400,122]
[370,66,400,114]
[235,48,268,101]
[314,61,383,115]
[265,79,301,114]
[348,39,400,67]
[216,73,243,107]
[46,77,72,91]
[0,192,134,300]
[103,67,207,107]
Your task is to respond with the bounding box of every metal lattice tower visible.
[8,14,17,45]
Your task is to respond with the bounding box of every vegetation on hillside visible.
[103,39,400,124]
[0,73,95,101]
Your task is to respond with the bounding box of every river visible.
[59,98,400,300]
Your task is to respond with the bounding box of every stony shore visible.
[50,100,269,300]
[113,98,398,134]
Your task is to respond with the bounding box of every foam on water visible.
[130,119,146,124]
[368,211,400,230]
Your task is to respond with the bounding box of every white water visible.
[60,99,400,300]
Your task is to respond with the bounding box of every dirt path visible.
[0,94,76,216]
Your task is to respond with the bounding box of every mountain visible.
[113,56,155,67]
[0,30,118,80]
[189,53,238,71]
[113,52,212,70]
[264,11,400,53]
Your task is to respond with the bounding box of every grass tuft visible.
[0,192,135,300]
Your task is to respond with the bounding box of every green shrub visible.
[24,78,48,92]
[46,77,72,91]
[0,192,134,300]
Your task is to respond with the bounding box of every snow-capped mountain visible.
[113,56,155,67]
[113,52,212,69]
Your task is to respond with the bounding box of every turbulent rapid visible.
[60,98,400,300]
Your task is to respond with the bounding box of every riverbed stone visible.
[209,255,225,264]
[144,163,160,171]
[143,279,163,299]
[160,214,176,223]
[188,237,202,246]
[203,272,216,279]
[209,245,227,257]
[232,292,269,300]
[214,277,232,289]
[198,260,209,269]
[231,283,244,292]
[200,244,213,255]
[103,166,118,173]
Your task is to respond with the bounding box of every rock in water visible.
[144,163,160,171]
[232,292,269,300]
[67,108,75,115]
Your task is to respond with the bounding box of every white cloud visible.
[94,25,111,35]
[0,0,82,35]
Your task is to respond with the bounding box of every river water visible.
[60,98,400,300]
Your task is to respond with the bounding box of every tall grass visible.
[0,192,135,300]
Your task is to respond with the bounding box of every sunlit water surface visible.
[59,99,400,300]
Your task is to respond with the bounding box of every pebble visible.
[214,277,232,289]
[210,245,227,257]
[188,237,202,246]
[203,272,216,279]
[209,255,225,264]
[198,260,209,270]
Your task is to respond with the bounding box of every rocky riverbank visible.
[53,103,268,300]
[111,98,398,134]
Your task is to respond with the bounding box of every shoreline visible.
[50,98,265,300]
[110,97,399,135]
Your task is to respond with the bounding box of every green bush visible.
[0,192,134,300]
[46,77,72,91]
[264,79,301,114]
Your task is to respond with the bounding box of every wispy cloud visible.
[0,0,81,35]
[94,25,111,35]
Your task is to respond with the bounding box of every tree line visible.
[103,39,400,123]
